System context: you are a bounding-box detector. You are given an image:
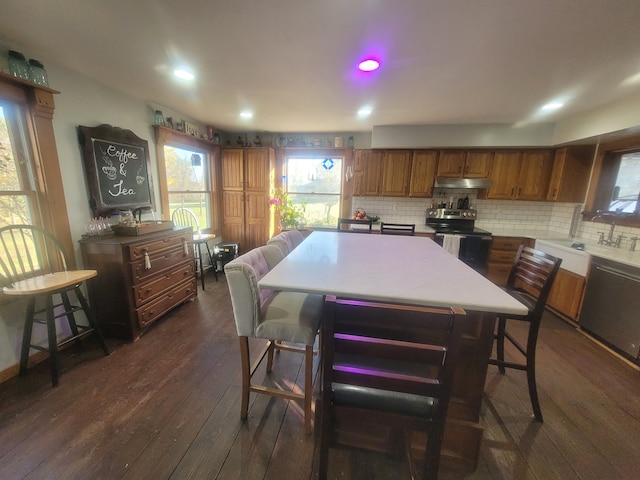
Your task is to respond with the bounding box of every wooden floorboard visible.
[1,272,639,479]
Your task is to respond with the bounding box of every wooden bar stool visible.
[0,225,109,387]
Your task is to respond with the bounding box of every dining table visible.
[258,231,527,470]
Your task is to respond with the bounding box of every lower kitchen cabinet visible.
[79,227,197,341]
[546,268,586,321]
[486,236,535,285]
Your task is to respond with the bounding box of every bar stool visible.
[172,207,218,289]
[0,225,109,387]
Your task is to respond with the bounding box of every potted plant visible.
[269,188,306,230]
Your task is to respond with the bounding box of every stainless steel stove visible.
[426,208,492,273]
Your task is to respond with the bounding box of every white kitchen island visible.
[259,231,527,470]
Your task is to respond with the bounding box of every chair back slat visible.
[0,225,69,285]
[172,207,201,234]
[507,245,562,315]
[322,296,465,407]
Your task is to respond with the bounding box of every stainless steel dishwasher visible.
[579,256,640,362]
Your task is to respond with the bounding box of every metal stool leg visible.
[204,241,218,281]
[74,286,109,356]
[197,243,206,290]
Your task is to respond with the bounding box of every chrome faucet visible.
[593,211,621,247]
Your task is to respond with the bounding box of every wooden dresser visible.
[79,227,196,341]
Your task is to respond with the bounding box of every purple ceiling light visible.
[358,59,380,72]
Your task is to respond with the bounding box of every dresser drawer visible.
[128,231,191,260]
[136,278,197,329]
[130,245,193,284]
[133,261,195,307]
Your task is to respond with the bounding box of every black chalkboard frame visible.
[78,124,156,217]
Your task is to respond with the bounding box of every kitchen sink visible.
[534,239,590,276]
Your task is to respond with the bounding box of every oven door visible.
[435,234,492,274]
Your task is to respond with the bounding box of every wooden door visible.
[409,150,438,197]
[547,268,586,320]
[464,150,493,177]
[437,150,466,177]
[221,190,244,245]
[221,149,244,190]
[354,150,383,196]
[244,191,270,251]
[517,150,553,200]
[486,151,522,199]
[381,150,411,196]
[244,148,271,192]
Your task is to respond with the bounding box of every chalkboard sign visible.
[78,124,155,216]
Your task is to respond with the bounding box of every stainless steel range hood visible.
[434,177,492,189]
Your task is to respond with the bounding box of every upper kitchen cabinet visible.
[408,150,438,197]
[437,150,492,178]
[546,145,595,202]
[221,148,274,252]
[484,149,553,200]
[381,150,412,196]
[353,149,383,196]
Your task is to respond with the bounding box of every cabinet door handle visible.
[143,249,151,270]
[182,238,189,255]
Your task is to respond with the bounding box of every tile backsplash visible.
[353,189,640,249]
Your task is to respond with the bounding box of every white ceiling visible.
[2,0,640,134]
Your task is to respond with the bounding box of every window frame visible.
[0,73,73,265]
[275,147,354,226]
[154,126,221,234]
[584,133,640,228]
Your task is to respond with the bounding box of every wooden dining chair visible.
[380,222,416,236]
[488,245,562,422]
[0,224,109,387]
[319,296,466,479]
[224,245,323,434]
[337,218,372,233]
[172,207,218,289]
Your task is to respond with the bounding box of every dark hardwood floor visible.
[1,272,639,479]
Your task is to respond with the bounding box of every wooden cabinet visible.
[547,268,586,321]
[408,150,438,197]
[79,227,197,341]
[547,146,595,202]
[485,150,553,200]
[353,150,383,196]
[437,150,492,178]
[381,150,412,196]
[486,236,535,285]
[221,148,274,252]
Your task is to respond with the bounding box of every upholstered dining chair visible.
[337,218,372,233]
[319,296,466,479]
[380,222,416,235]
[266,229,305,256]
[0,224,109,387]
[171,207,218,289]
[224,245,323,434]
[488,245,562,422]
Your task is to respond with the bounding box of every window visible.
[585,134,640,227]
[607,151,640,214]
[286,156,343,227]
[163,145,211,228]
[154,126,220,233]
[0,100,38,228]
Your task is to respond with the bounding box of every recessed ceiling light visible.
[358,59,380,72]
[240,111,253,119]
[541,102,564,111]
[173,69,194,81]
[357,107,372,117]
